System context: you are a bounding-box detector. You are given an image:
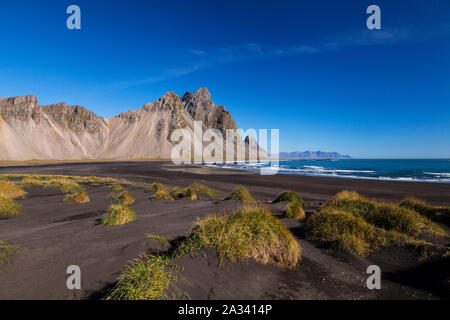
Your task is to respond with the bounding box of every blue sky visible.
[0,0,449,158]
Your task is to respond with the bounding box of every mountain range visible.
[0,88,260,161]
[278,151,351,160]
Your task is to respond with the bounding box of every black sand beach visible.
[0,161,449,299]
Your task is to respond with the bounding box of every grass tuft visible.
[147,234,170,250]
[64,191,90,204]
[117,191,135,206]
[323,191,444,237]
[0,241,19,264]
[46,179,84,193]
[305,191,446,257]
[151,183,168,193]
[109,206,302,299]
[0,180,27,199]
[171,187,198,200]
[151,190,174,201]
[225,187,256,204]
[176,206,301,268]
[107,254,176,300]
[20,177,45,189]
[189,183,220,197]
[285,201,306,220]
[109,192,119,200]
[399,197,450,227]
[101,204,136,226]
[109,183,124,192]
[0,196,21,217]
[273,190,306,207]
[1,174,132,189]
[306,209,393,256]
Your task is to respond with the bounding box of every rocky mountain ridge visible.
[0,88,258,161]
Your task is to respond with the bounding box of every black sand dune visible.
[0,162,449,299]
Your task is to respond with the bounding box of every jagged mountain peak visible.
[3,94,38,106]
[0,89,254,160]
[194,87,211,99]
[0,88,262,160]
[180,88,236,132]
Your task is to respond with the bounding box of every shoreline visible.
[0,161,449,205]
[1,159,449,184]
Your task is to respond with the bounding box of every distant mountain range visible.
[278,151,351,160]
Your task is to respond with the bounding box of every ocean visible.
[207,159,450,183]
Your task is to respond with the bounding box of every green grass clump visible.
[305,209,394,256]
[176,206,301,268]
[19,177,83,194]
[64,191,90,204]
[189,183,220,197]
[46,179,84,193]
[0,196,21,217]
[305,191,446,257]
[151,183,168,193]
[273,190,307,207]
[1,174,131,189]
[109,192,119,200]
[285,201,306,220]
[118,191,135,206]
[107,254,176,300]
[170,183,219,200]
[324,191,444,237]
[147,234,170,250]
[101,204,136,226]
[225,187,256,204]
[20,177,45,189]
[0,180,27,199]
[109,183,124,192]
[171,187,198,200]
[0,241,19,264]
[151,190,174,200]
[109,206,302,299]
[399,197,450,227]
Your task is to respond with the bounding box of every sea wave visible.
[424,172,450,178]
[205,162,450,183]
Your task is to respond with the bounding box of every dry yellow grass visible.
[151,183,168,193]
[1,173,129,187]
[305,191,447,257]
[171,186,198,200]
[108,206,302,300]
[102,204,136,226]
[118,191,135,205]
[0,241,19,264]
[107,254,176,300]
[285,201,306,220]
[224,186,256,204]
[273,190,307,207]
[0,196,22,217]
[46,179,83,193]
[0,180,27,199]
[400,197,450,227]
[109,183,124,192]
[176,206,301,268]
[151,190,174,200]
[64,191,90,204]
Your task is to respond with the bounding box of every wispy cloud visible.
[109,28,412,89]
[198,28,410,65]
[322,29,410,51]
[122,64,201,86]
